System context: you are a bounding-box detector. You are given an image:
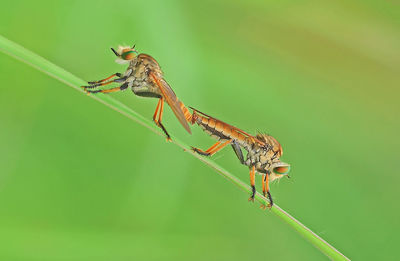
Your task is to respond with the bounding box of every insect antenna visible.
[111,48,119,56]
[131,44,139,54]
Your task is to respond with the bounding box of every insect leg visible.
[84,82,128,94]
[83,75,127,89]
[262,174,266,197]
[265,174,273,208]
[191,141,221,156]
[248,166,256,202]
[153,98,162,122]
[192,139,232,156]
[153,98,171,141]
[158,97,165,123]
[208,139,232,155]
[87,73,122,85]
[260,174,272,209]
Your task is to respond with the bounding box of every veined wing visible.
[149,73,192,134]
[231,140,245,164]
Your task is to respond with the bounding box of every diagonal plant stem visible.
[0,34,350,261]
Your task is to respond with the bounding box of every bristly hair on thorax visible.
[255,132,283,157]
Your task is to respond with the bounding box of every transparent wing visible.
[151,74,191,134]
[231,141,245,164]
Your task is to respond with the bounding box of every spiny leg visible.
[248,166,256,202]
[262,174,266,197]
[84,75,126,90]
[208,139,232,155]
[192,139,232,156]
[260,173,273,208]
[260,174,271,209]
[158,97,165,123]
[192,141,221,156]
[82,75,127,92]
[83,79,114,89]
[153,98,171,141]
[84,82,128,94]
[265,173,273,208]
[153,98,162,122]
[87,73,122,85]
[157,98,171,141]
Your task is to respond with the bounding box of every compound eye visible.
[272,165,290,175]
[121,50,136,60]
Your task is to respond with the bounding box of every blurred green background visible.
[0,0,399,260]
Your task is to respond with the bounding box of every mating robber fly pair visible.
[82,45,290,208]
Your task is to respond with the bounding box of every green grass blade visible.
[0,34,350,261]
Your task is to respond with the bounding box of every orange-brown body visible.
[83,47,191,140]
[82,45,290,208]
[189,108,290,208]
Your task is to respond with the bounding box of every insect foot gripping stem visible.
[260,174,273,209]
[248,166,256,202]
[151,97,172,141]
[248,186,256,202]
[191,147,211,156]
[154,119,171,142]
[266,191,273,209]
[260,193,273,209]
[157,122,172,142]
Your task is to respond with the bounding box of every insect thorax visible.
[244,135,282,174]
[124,54,164,97]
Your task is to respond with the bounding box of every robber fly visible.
[82,45,192,140]
[189,107,290,208]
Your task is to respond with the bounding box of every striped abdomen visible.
[178,101,193,124]
[192,112,248,146]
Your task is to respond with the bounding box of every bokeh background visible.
[0,0,399,260]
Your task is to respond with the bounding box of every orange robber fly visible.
[189,107,290,208]
[82,45,192,140]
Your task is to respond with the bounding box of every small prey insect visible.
[189,107,290,208]
[82,45,192,140]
